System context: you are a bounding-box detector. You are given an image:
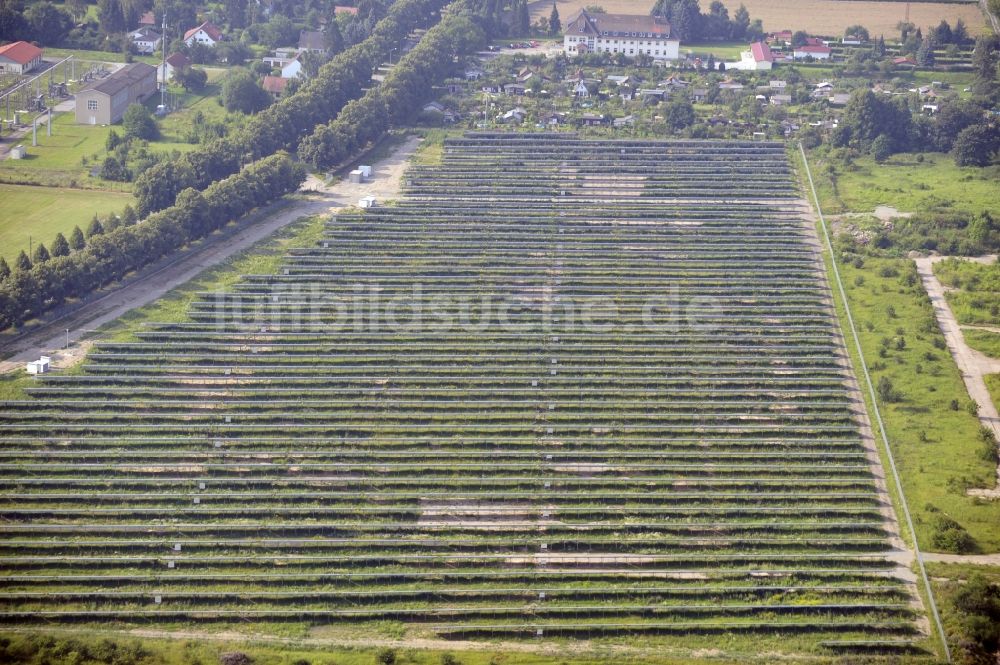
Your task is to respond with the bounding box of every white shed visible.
[10,144,26,159]
[358,165,373,177]
[26,356,51,374]
[358,195,377,208]
[348,169,364,184]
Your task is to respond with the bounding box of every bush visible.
[930,514,976,553]
[876,376,902,402]
[220,653,252,665]
[374,648,396,665]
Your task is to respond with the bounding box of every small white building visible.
[728,42,774,71]
[10,144,26,159]
[358,195,377,208]
[26,356,51,375]
[349,169,364,184]
[359,165,373,177]
[130,27,162,55]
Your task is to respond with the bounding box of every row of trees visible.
[299,13,487,169]
[133,0,451,216]
[651,0,760,43]
[0,154,305,329]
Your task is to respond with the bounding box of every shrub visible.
[220,653,252,665]
[930,514,976,553]
[374,648,396,665]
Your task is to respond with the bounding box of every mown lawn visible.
[0,183,134,264]
[809,150,1000,217]
[836,255,1000,552]
[0,112,115,188]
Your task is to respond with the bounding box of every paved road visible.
[0,136,421,374]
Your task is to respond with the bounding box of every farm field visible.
[0,136,934,659]
[532,0,986,35]
[0,183,135,264]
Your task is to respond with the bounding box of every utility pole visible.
[160,10,168,110]
[31,117,37,146]
[65,329,69,349]
[47,106,51,137]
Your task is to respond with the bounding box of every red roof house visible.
[262,75,289,98]
[334,5,359,15]
[184,21,223,47]
[0,41,43,74]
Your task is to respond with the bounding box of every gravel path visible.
[0,136,421,374]
[913,256,1000,498]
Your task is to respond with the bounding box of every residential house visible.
[606,74,630,86]
[281,54,303,79]
[298,30,327,54]
[573,80,590,97]
[770,94,792,105]
[334,5,359,15]
[828,92,851,106]
[613,115,635,127]
[563,10,680,60]
[719,78,744,90]
[767,30,793,46]
[262,75,289,99]
[465,67,484,80]
[769,79,787,89]
[729,41,773,71]
[130,27,162,54]
[503,83,526,96]
[793,39,832,60]
[690,87,708,102]
[161,52,190,83]
[184,21,223,48]
[75,62,157,125]
[0,41,43,75]
[893,56,917,68]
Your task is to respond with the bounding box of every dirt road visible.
[914,255,1000,498]
[0,135,421,374]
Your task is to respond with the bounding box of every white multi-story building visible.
[563,11,680,61]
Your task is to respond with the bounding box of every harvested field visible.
[531,0,986,37]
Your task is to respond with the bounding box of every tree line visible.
[0,154,305,330]
[133,0,453,217]
[299,13,487,169]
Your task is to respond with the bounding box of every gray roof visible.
[565,10,673,40]
[80,62,156,97]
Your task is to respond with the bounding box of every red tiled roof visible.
[165,52,190,68]
[750,41,773,62]
[139,10,156,25]
[796,44,832,53]
[184,21,223,42]
[334,5,359,14]
[0,41,43,65]
[262,75,288,94]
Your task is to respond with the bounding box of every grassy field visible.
[809,151,1000,218]
[0,184,135,264]
[834,255,1000,552]
[0,113,116,188]
[987,373,1000,412]
[964,328,1000,358]
[534,0,986,36]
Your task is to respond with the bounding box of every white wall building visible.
[563,11,680,61]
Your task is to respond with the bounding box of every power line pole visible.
[160,10,168,110]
